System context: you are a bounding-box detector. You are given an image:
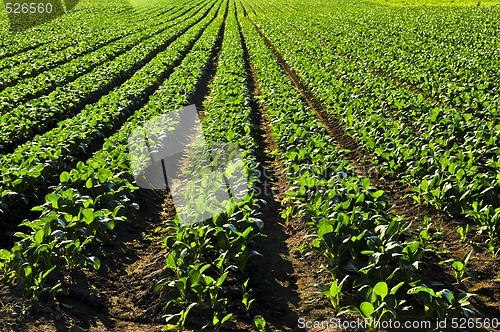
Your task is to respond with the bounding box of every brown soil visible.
[242,44,333,330]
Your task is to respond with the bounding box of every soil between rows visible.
[240,24,334,328]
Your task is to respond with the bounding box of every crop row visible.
[262,1,498,141]
[156,3,266,329]
[0,6,175,91]
[0,3,193,114]
[0,0,224,301]
[0,6,145,68]
[274,3,499,133]
[239,2,475,324]
[0,6,138,60]
[279,1,500,121]
[0,0,210,151]
[249,2,500,244]
[0,0,218,217]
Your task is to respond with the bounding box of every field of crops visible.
[0,0,499,330]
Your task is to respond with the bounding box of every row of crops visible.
[0,0,499,330]
[247,0,500,247]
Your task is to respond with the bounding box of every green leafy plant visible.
[342,281,406,328]
[163,302,197,331]
[408,286,476,319]
[315,275,348,313]
[485,238,500,259]
[203,312,233,331]
[439,251,474,286]
[456,224,469,243]
[253,315,266,332]
[241,278,255,311]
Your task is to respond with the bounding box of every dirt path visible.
[240,24,333,328]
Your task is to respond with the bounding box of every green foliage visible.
[249,0,500,242]
[240,2,479,324]
[154,4,265,330]
[439,251,476,286]
[315,275,348,313]
[253,315,266,332]
[0,0,495,327]
[457,224,469,243]
[0,0,228,303]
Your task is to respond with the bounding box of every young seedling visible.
[163,302,197,331]
[315,275,348,313]
[253,315,266,332]
[456,224,469,243]
[485,238,500,259]
[204,312,232,332]
[439,251,474,286]
[241,279,255,311]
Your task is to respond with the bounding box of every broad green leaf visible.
[360,302,374,317]
[0,249,11,260]
[89,256,101,270]
[373,281,388,300]
[60,171,71,183]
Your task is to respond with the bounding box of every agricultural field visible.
[0,0,499,331]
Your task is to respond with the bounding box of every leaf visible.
[360,302,374,317]
[101,218,115,230]
[155,278,170,293]
[221,313,232,324]
[216,272,228,288]
[85,178,94,189]
[34,229,45,244]
[390,281,405,295]
[60,171,71,183]
[13,232,30,239]
[0,249,11,261]
[452,261,464,271]
[356,193,365,204]
[373,281,389,300]
[366,138,375,150]
[51,230,65,239]
[372,190,384,200]
[438,289,454,303]
[43,221,52,237]
[408,285,435,297]
[97,168,113,183]
[420,179,429,192]
[253,315,266,329]
[80,209,94,224]
[46,193,61,209]
[41,265,56,280]
[88,256,101,270]
[463,250,472,266]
